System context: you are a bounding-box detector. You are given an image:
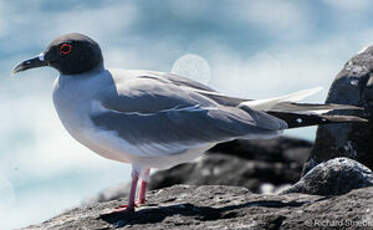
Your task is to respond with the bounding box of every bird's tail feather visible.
[239,86,367,128]
[240,87,323,111]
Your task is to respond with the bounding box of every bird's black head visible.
[13,33,104,75]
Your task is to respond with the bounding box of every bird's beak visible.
[12,53,48,74]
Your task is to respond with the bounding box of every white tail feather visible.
[240,87,323,111]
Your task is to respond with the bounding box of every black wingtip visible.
[267,111,368,129]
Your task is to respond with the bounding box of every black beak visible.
[12,54,48,74]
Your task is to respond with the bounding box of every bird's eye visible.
[59,43,72,55]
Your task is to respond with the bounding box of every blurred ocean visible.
[1,1,373,229]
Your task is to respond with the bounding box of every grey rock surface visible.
[307,46,373,174]
[86,137,311,204]
[281,157,373,196]
[21,184,373,230]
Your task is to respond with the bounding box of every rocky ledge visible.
[22,184,373,230]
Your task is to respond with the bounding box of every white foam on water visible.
[0,173,16,219]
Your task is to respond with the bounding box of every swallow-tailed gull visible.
[13,33,366,212]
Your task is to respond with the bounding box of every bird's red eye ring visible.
[59,43,72,55]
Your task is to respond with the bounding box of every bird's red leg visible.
[114,169,139,212]
[136,168,150,205]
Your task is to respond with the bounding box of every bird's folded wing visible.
[147,72,217,92]
[90,75,286,157]
[139,72,251,106]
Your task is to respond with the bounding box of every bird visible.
[13,33,367,212]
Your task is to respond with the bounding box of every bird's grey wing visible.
[90,76,286,157]
[139,72,253,106]
[146,72,217,92]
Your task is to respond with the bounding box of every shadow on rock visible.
[99,199,308,228]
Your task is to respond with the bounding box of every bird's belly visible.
[76,125,141,163]
[133,144,215,169]
[73,124,136,163]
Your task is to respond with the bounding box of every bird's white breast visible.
[52,72,137,164]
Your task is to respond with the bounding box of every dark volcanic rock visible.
[149,137,312,194]
[307,46,373,174]
[209,137,312,162]
[22,185,373,230]
[207,136,312,164]
[280,158,373,196]
[149,153,297,194]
